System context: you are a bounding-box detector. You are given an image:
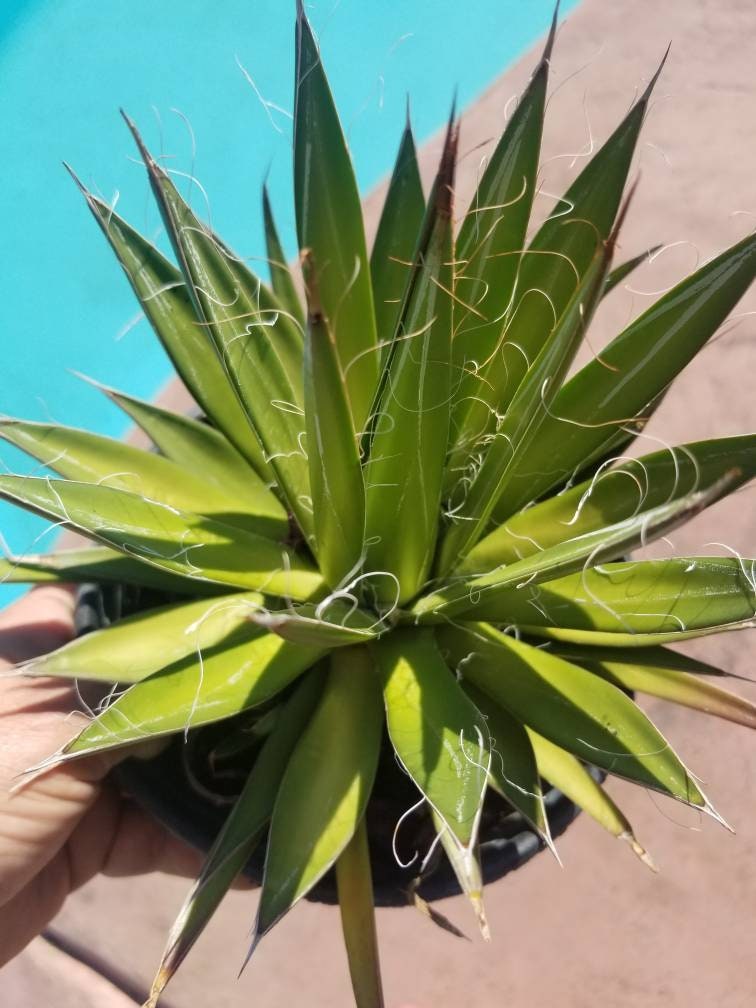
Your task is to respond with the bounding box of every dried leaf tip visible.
[620,831,658,873]
[142,967,169,1008]
[435,101,460,221]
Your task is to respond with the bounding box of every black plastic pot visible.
[76,583,596,908]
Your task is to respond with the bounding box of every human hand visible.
[0,586,201,966]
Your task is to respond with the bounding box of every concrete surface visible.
[2,0,755,1005]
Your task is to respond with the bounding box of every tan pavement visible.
[3,0,756,1005]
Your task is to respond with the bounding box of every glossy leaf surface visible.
[364,123,457,604]
[302,255,366,586]
[449,21,551,471]
[370,112,425,357]
[254,645,382,940]
[461,558,756,644]
[422,471,740,618]
[86,378,283,520]
[491,230,756,521]
[0,418,284,539]
[74,180,271,479]
[54,628,323,760]
[558,647,756,728]
[249,601,379,648]
[526,728,653,866]
[262,183,305,328]
[0,546,220,594]
[439,622,712,810]
[123,116,312,537]
[294,3,378,429]
[19,591,261,684]
[0,476,323,600]
[147,668,323,1004]
[376,628,489,848]
[463,435,756,573]
[461,682,550,843]
[440,239,613,570]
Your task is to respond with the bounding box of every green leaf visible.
[336,816,385,1008]
[262,182,305,329]
[370,109,425,358]
[450,53,664,477]
[145,668,324,1007]
[0,475,324,601]
[121,114,312,540]
[460,681,551,848]
[68,170,273,481]
[448,17,552,476]
[490,229,756,522]
[294,2,378,430]
[497,60,663,405]
[438,622,717,815]
[363,120,457,604]
[0,418,285,539]
[249,600,380,648]
[302,253,366,587]
[603,245,662,298]
[253,645,383,943]
[462,434,756,574]
[457,558,756,645]
[526,728,654,868]
[39,628,323,764]
[554,646,756,729]
[375,628,489,849]
[440,235,615,571]
[17,591,261,684]
[0,546,220,594]
[80,376,285,521]
[421,468,740,619]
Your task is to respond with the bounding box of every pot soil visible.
[76,582,594,908]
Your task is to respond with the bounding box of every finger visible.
[0,585,76,669]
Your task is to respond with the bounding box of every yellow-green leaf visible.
[253,645,382,943]
[375,628,489,849]
[0,475,323,601]
[0,418,285,539]
[526,728,654,868]
[438,622,717,814]
[43,629,323,764]
[146,667,324,1006]
[18,591,261,684]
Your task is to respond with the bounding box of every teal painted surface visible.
[0,0,580,604]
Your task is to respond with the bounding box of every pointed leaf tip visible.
[62,161,89,197]
[541,1,560,64]
[620,832,658,872]
[638,43,670,107]
[120,110,163,177]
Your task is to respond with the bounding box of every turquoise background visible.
[0,0,579,604]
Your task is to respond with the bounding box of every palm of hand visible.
[0,586,199,965]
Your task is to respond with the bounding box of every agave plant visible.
[1,2,755,1005]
